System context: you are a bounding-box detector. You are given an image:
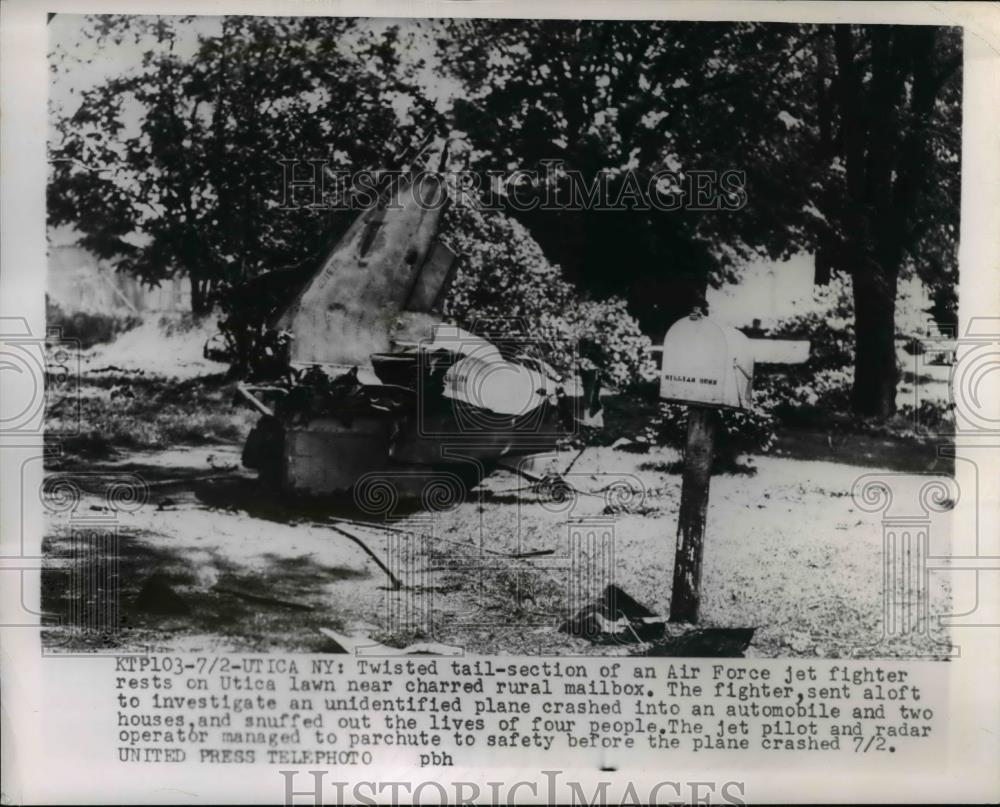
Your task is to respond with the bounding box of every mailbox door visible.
[659,318,729,407]
[660,316,754,409]
[723,329,754,409]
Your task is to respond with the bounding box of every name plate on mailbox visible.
[660,313,754,409]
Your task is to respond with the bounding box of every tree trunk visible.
[850,269,898,418]
[190,278,212,316]
[833,25,904,420]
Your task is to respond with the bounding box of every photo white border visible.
[2,1,998,803]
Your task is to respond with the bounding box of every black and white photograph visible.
[4,2,1000,803]
[38,11,967,661]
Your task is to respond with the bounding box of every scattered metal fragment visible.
[643,627,756,658]
[319,515,552,561]
[235,382,276,416]
[559,584,756,657]
[143,472,234,490]
[213,586,314,612]
[508,549,556,559]
[559,584,662,644]
[314,522,403,590]
[225,158,598,500]
[318,627,463,656]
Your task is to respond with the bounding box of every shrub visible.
[442,205,657,389]
[640,402,776,468]
[893,400,955,436]
[754,273,954,436]
[46,296,141,349]
[756,276,857,418]
[754,366,854,424]
[766,275,855,372]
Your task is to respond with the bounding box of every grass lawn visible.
[42,371,955,658]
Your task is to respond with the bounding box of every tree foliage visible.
[49,16,962,419]
[438,19,961,416]
[49,15,440,313]
[442,202,656,389]
[438,20,825,334]
[808,25,961,415]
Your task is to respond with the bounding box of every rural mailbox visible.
[659,313,754,409]
[658,310,757,624]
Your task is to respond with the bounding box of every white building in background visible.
[706,252,939,337]
[47,226,191,315]
[49,222,942,342]
[707,253,817,328]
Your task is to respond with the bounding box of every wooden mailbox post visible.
[660,311,754,623]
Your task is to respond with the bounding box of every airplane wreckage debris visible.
[318,627,463,657]
[560,585,756,658]
[196,150,756,654]
[212,157,596,503]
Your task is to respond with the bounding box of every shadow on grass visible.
[45,371,253,465]
[41,526,368,653]
[770,428,953,474]
[193,475,432,525]
[637,458,758,476]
